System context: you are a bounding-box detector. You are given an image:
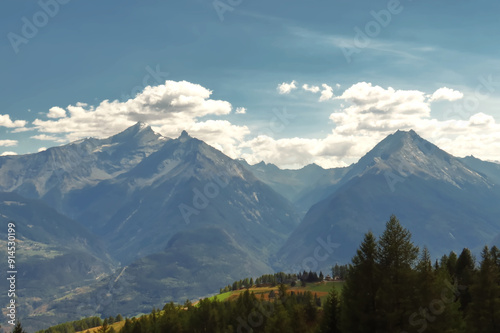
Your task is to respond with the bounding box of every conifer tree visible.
[467,246,500,333]
[341,231,379,333]
[13,321,26,333]
[320,288,341,333]
[376,215,419,333]
[455,247,475,312]
[413,248,464,333]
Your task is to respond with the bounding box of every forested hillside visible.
[36,215,500,333]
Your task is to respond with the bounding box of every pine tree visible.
[341,231,379,333]
[376,215,419,333]
[13,321,26,333]
[413,248,465,333]
[320,288,341,333]
[456,248,476,312]
[446,251,458,277]
[467,246,500,333]
[97,318,109,333]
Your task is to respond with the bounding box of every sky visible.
[1,0,500,169]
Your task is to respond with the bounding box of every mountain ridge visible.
[276,129,500,270]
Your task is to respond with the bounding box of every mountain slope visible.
[28,130,302,327]
[276,130,500,270]
[63,130,300,264]
[42,226,274,320]
[0,124,302,330]
[461,155,500,185]
[0,192,114,330]
[239,160,350,214]
[0,122,166,209]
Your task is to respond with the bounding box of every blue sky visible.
[1,0,500,168]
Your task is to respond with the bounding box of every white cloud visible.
[277,80,297,94]
[235,107,247,114]
[22,80,500,169]
[33,80,233,142]
[301,83,335,102]
[240,135,353,169]
[302,84,320,93]
[0,114,26,128]
[319,84,334,102]
[0,140,18,147]
[47,106,67,118]
[243,82,500,168]
[184,120,250,158]
[38,147,47,152]
[331,82,430,135]
[0,151,17,156]
[429,87,464,102]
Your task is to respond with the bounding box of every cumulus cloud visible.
[0,114,26,128]
[277,80,297,94]
[33,80,233,143]
[319,84,334,102]
[38,147,47,152]
[301,83,335,102]
[243,82,500,168]
[0,140,18,147]
[302,84,320,93]
[19,80,500,169]
[330,82,430,135]
[184,120,250,158]
[47,106,67,118]
[429,87,464,102]
[240,135,353,169]
[0,151,17,156]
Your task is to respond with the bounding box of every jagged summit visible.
[178,130,191,142]
[110,122,162,143]
[342,129,490,188]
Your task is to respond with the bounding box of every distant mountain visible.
[239,160,350,214]
[63,130,300,264]
[0,192,114,331]
[461,155,500,185]
[0,122,166,210]
[276,130,500,270]
[4,124,500,331]
[0,123,303,330]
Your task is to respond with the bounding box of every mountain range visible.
[1,123,499,331]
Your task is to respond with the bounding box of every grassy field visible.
[207,281,344,305]
[77,281,344,332]
[76,320,125,333]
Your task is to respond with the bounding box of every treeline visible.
[220,272,298,293]
[37,215,500,332]
[36,315,122,333]
[119,215,500,332]
[338,215,500,333]
[119,287,326,333]
[332,263,348,280]
[220,266,349,293]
